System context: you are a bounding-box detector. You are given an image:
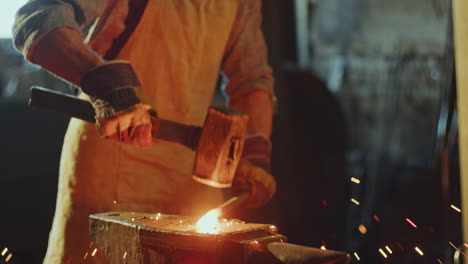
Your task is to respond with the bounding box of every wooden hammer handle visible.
[29,86,201,150]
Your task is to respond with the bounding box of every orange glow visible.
[358,224,367,234]
[5,253,12,262]
[196,209,221,234]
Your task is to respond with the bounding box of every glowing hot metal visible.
[196,209,221,234]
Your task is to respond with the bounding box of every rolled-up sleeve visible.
[222,0,275,102]
[12,0,109,58]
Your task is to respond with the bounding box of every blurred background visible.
[0,0,463,263]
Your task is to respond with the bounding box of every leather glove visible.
[232,135,276,208]
[80,61,153,147]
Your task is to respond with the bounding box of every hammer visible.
[29,86,249,188]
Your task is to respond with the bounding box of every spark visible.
[280,239,284,243]
[5,253,12,262]
[437,258,443,264]
[415,246,424,256]
[451,204,462,213]
[351,177,361,184]
[320,245,327,250]
[379,248,388,258]
[131,218,135,221]
[354,252,361,261]
[83,252,89,260]
[179,220,183,224]
[254,240,259,245]
[358,224,367,234]
[374,215,381,222]
[351,198,360,205]
[157,213,161,217]
[269,225,278,232]
[92,248,97,257]
[405,218,418,228]
[464,243,468,247]
[113,200,117,204]
[449,241,457,250]
[1,248,7,256]
[196,209,221,234]
[385,245,393,254]
[123,252,127,259]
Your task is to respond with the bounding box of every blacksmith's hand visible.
[80,61,153,147]
[232,135,276,208]
[232,159,276,208]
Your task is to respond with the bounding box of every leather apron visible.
[44,1,238,263]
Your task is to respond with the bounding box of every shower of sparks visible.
[405,218,418,228]
[437,258,444,264]
[451,204,462,213]
[385,246,393,254]
[320,245,327,250]
[1,248,7,256]
[92,248,97,257]
[123,252,127,259]
[351,198,360,205]
[415,247,424,256]
[351,177,361,184]
[379,248,388,258]
[449,241,457,250]
[5,253,12,262]
[354,252,361,261]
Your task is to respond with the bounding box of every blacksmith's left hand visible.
[232,159,276,208]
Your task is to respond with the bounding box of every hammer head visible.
[192,107,249,188]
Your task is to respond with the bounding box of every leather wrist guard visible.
[80,61,141,119]
[242,135,272,172]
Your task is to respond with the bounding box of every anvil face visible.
[92,211,275,236]
[90,212,285,264]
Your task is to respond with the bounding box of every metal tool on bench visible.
[29,86,249,188]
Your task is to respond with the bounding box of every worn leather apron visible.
[44,1,238,263]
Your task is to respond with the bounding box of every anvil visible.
[90,212,351,264]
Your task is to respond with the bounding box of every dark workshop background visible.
[0,1,462,264]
